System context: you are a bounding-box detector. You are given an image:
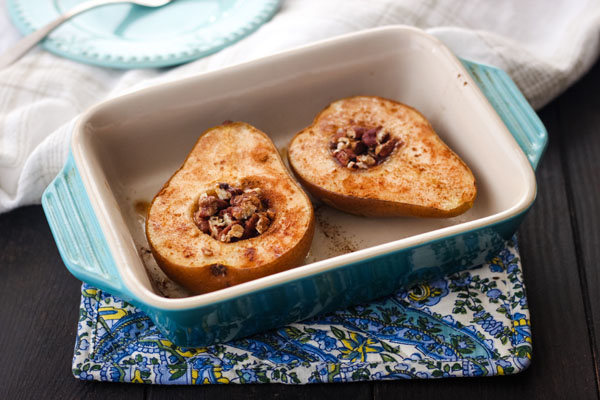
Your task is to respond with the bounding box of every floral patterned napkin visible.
[73,237,531,384]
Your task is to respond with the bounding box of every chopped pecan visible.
[215,198,229,209]
[376,138,398,158]
[196,195,221,217]
[215,186,232,200]
[335,148,356,166]
[194,215,210,234]
[352,126,365,139]
[231,191,261,208]
[329,130,345,150]
[361,128,379,147]
[329,123,402,169]
[222,211,234,226]
[351,140,366,154]
[219,206,233,217]
[231,204,256,220]
[209,215,226,227]
[357,154,377,166]
[335,137,351,151]
[243,213,260,237]
[208,223,221,238]
[208,215,226,237]
[220,223,244,242]
[219,182,243,196]
[193,183,274,243]
[377,129,390,143]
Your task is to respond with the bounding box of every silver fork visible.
[0,0,173,69]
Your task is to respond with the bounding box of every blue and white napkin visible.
[73,238,530,384]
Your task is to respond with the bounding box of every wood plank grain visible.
[557,60,600,386]
[3,63,600,399]
[0,206,145,400]
[373,94,598,398]
[0,205,373,400]
[147,382,372,400]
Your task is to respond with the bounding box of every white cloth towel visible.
[1,0,599,213]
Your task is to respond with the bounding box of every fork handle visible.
[0,0,127,69]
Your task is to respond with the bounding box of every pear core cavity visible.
[193,183,274,243]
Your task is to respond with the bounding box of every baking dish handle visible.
[461,59,548,170]
[42,153,128,299]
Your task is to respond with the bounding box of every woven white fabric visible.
[1,0,599,213]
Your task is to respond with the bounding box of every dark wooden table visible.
[2,59,600,400]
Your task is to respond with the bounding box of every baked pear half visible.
[287,96,477,217]
[146,122,314,294]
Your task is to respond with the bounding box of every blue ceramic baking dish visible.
[42,26,546,347]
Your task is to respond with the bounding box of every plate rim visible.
[6,0,281,69]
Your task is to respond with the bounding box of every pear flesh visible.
[288,96,477,217]
[146,122,315,294]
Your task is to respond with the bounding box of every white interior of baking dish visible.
[71,26,536,308]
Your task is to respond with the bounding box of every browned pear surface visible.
[287,96,477,217]
[146,122,314,294]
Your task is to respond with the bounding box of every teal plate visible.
[6,0,280,69]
